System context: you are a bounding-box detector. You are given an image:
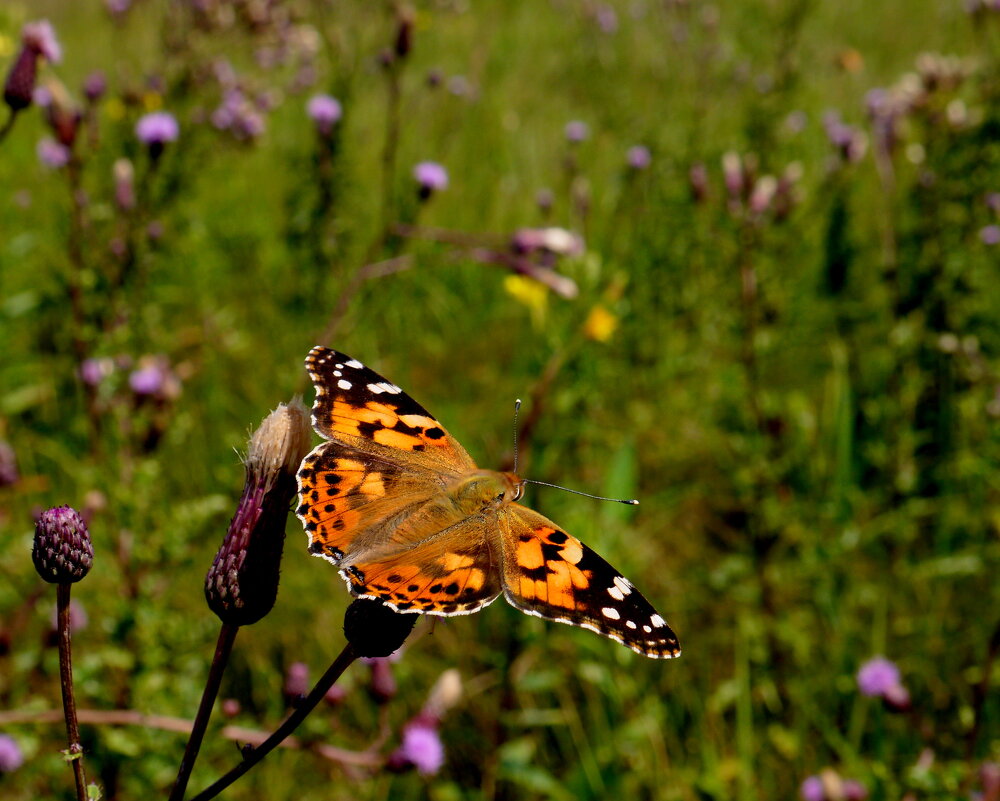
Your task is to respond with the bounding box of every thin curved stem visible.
[168,623,239,801]
[187,642,358,801]
[57,583,89,801]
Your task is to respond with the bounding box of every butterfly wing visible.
[499,505,681,659]
[297,441,447,564]
[304,346,476,473]
[341,516,502,616]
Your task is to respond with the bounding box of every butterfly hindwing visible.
[500,506,681,659]
[305,346,476,472]
[342,520,502,616]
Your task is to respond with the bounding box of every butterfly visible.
[295,347,680,659]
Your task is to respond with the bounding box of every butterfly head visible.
[450,470,523,515]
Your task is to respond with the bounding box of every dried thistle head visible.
[205,398,311,626]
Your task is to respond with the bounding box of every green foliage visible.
[1,1,999,800]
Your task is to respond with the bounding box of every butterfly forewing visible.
[499,506,681,659]
[305,346,476,472]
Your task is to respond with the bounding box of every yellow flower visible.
[504,275,549,327]
[583,304,618,342]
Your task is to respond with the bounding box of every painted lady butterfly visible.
[295,347,680,659]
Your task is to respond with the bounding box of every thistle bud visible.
[394,7,415,59]
[205,399,311,626]
[343,598,416,658]
[32,506,93,584]
[3,21,61,112]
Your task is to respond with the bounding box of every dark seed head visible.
[32,506,93,584]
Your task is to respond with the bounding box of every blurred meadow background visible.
[1,0,1000,799]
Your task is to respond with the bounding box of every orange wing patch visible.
[296,446,428,565]
[501,507,681,659]
[305,347,476,471]
[343,531,502,616]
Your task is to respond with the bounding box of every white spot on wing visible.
[614,576,633,595]
[642,625,652,633]
[626,620,637,629]
[333,370,342,377]
[345,359,363,369]
[650,614,666,628]
[601,607,621,620]
[607,586,625,601]
[337,379,352,390]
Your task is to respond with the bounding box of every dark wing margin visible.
[500,505,681,659]
[304,346,476,471]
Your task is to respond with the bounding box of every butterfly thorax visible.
[447,470,522,517]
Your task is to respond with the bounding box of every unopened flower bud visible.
[205,399,311,625]
[114,159,135,211]
[343,598,416,658]
[394,7,414,59]
[32,506,93,584]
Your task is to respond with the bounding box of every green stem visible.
[168,623,240,801]
[57,583,89,801]
[188,642,358,801]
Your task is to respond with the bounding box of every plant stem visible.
[168,623,240,801]
[188,642,358,801]
[0,108,18,145]
[57,583,89,801]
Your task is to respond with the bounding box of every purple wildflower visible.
[212,90,266,141]
[114,159,135,212]
[367,656,397,702]
[22,20,62,64]
[221,699,241,718]
[414,161,448,198]
[800,776,825,801]
[823,110,868,162]
[83,71,106,103]
[136,111,179,157]
[596,5,619,33]
[37,137,70,169]
[627,145,652,170]
[0,441,17,487]
[307,94,342,136]
[0,734,24,773]
[80,357,114,386]
[395,722,444,776]
[857,656,901,697]
[980,225,1000,245]
[284,661,309,701]
[842,779,868,800]
[129,364,167,395]
[565,120,590,143]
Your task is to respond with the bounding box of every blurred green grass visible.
[1,0,999,799]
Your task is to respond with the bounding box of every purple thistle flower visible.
[307,94,342,136]
[0,734,24,773]
[80,357,114,386]
[22,20,62,64]
[284,661,309,701]
[980,225,1000,245]
[800,776,825,801]
[627,145,652,170]
[32,506,93,584]
[395,722,445,776]
[857,656,901,697]
[0,441,17,487]
[414,161,448,199]
[565,120,590,143]
[37,137,70,169]
[136,111,179,157]
[129,364,167,395]
[83,71,107,103]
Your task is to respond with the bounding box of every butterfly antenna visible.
[512,398,522,475]
[520,479,639,506]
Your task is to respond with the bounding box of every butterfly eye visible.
[494,491,506,504]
